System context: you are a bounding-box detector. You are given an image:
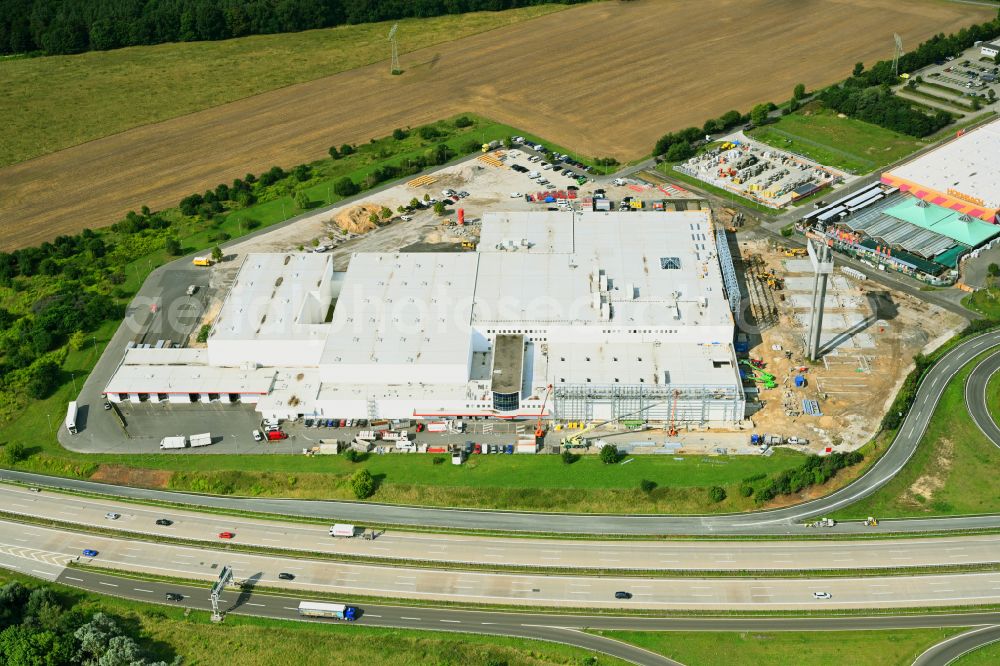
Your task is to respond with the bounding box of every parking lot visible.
[899,43,1000,114]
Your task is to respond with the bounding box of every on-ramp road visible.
[4,330,1000,535]
[966,348,1000,448]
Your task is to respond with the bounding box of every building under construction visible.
[104,211,745,427]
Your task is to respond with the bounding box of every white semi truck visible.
[65,401,78,435]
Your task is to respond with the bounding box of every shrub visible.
[333,177,359,197]
[640,479,657,493]
[599,444,619,464]
[392,128,408,140]
[561,449,579,465]
[709,486,727,502]
[350,469,375,499]
[342,448,358,462]
[196,325,211,343]
[739,483,754,498]
[454,116,473,128]
[2,442,28,465]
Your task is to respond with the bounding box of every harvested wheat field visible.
[0,0,990,249]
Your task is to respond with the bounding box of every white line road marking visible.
[440,619,461,623]
[65,576,83,582]
[246,603,265,607]
[31,570,52,576]
[480,622,496,625]
[98,582,118,587]
[365,614,381,618]
[134,589,154,593]
[400,616,421,621]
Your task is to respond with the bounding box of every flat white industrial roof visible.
[321,252,477,367]
[105,364,275,395]
[473,211,731,327]
[120,348,207,365]
[547,341,739,386]
[885,118,1000,209]
[212,253,333,342]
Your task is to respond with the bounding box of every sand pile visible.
[333,204,381,234]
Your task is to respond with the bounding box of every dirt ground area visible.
[737,238,965,454]
[1,0,989,249]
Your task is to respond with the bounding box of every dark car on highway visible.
[278,572,295,580]
[615,591,632,600]
[165,593,183,601]
[155,519,173,526]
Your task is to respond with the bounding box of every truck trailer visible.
[65,401,78,435]
[189,433,213,447]
[329,524,356,538]
[159,436,187,450]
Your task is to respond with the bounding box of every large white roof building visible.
[105,211,745,425]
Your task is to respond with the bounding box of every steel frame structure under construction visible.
[551,383,745,426]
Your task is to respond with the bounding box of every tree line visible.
[0,580,177,665]
[0,0,585,56]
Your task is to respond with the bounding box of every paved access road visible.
[5,484,1000,572]
[6,519,1000,612]
[913,625,1000,666]
[32,566,1000,666]
[966,348,1000,449]
[6,330,1000,535]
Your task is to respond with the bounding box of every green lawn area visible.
[831,350,1000,520]
[592,628,967,666]
[0,569,623,666]
[963,287,1000,319]
[954,640,1000,665]
[747,104,929,174]
[0,4,567,167]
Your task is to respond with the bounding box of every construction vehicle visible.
[805,517,836,528]
[192,256,212,267]
[534,384,553,440]
[782,247,807,257]
[667,389,680,437]
[740,360,776,389]
[461,240,476,249]
[864,516,879,527]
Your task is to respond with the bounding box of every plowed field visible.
[0,0,990,249]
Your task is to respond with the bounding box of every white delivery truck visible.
[159,436,187,450]
[189,433,213,448]
[381,430,409,442]
[65,401,78,435]
[426,422,448,433]
[356,430,378,441]
[329,524,356,538]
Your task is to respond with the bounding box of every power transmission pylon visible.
[892,33,903,78]
[388,23,400,75]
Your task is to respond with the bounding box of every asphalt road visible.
[33,566,1000,666]
[966,348,1000,449]
[5,484,1000,572]
[6,519,1000,612]
[8,330,1000,535]
[913,625,1000,666]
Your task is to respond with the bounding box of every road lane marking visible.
[65,576,83,582]
[440,619,461,623]
[134,589,154,593]
[98,582,118,587]
[246,603,265,607]
[400,616,421,621]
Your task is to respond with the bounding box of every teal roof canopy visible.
[884,198,1000,248]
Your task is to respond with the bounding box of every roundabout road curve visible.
[3,330,1000,536]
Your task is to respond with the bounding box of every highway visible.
[914,625,1000,666]
[5,484,1000,572]
[966,348,1000,449]
[17,565,1000,666]
[5,330,1000,536]
[5,519,1000,612]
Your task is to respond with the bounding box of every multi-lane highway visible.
[5,484,1000,572]
[4,330,1000,536]
[5,519,1000,611]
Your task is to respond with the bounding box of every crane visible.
[534,384,553,440]
[667,389,680,437]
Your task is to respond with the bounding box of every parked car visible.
[218,532,235,539]
[266,430,288,441]
[186,285,197,296]
[304,418,314,427]
[504,444,514,454]
[614,591,632,600]
[400,215,413,222]
[82,549,98,557]
[510,192,522,198]
[105,512,120,520]
[103,401,112,410]
[473,444,482,454]
[155,519,173,526]
[165,593,183,601]
[252,430,263,441]
[326,419,336,427]
[278,572,296,580]
[339,419,347,427]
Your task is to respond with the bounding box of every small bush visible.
[2,442,28,465]
[454,116,473,128]
[432,456,445,465]
[196,325,211,343]
[350,468,375,499]
[739,483,754,498]
[640,479,657,493]
[599,444,619,464]
[561,449,579,465]
[709,486,727,502]
[342,448,358,462]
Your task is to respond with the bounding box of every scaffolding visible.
[552,383,744,425]
[715,228,742,314]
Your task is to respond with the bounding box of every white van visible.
[528,171,540,179]
[396,441,417,452]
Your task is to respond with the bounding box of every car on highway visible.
[278,572,296,580]
[165,593,184,601]
[82,549,98,557]
[614,591,632,599]
[155,519,173,526]
[105,512,120,520]
[812,592,832,599]
[218,532,235,539]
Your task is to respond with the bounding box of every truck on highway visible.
[329,524,356,538]
[296,601,358,621]
[65,401,78,435]
[189,433,213,447]
[159,436,187,450]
